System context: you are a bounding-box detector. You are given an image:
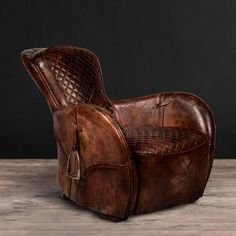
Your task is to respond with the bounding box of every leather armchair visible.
[21,45,215,221]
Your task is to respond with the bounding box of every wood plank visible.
[0,159,235,235]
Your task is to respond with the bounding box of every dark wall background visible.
[0,0,235,158]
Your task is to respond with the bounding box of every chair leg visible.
[99,213,126,222]
[60,192,68,200]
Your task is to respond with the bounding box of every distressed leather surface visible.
[113,92,215,214]
[53,104,138,219]
[21,45,216,220]
[134,142,210,214]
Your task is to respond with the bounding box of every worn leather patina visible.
[21,45,216,221]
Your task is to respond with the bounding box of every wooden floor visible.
[0,159,236,236]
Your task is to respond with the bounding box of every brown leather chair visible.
[21,45,215,221]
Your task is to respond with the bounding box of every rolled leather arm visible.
[53,104,138,219]
[112,92,215,156]
[113,92,215,138]
[53,104,132,166]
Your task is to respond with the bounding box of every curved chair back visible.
[21,45,113,113]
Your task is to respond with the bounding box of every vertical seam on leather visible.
[158,95,162,127]
[99,106,137,218]
[161,93,166,127]
[163,93,166,127]
[155,97,159,128]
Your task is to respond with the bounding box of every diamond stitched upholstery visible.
[43,45,113,113]
[123,127,208,156]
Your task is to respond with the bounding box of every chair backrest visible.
[21,45,113,113]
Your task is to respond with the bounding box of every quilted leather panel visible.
[42,45,113,113]
[123,127,208,156]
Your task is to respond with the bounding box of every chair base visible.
[133,143,210,214]
[58,142,211,219]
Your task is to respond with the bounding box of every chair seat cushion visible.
[123,127,208,156]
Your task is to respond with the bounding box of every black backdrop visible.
[0,0,235,158]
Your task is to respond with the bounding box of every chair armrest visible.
[53,104,132,167]
[53,104,138,218]
[112,92,215,152]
